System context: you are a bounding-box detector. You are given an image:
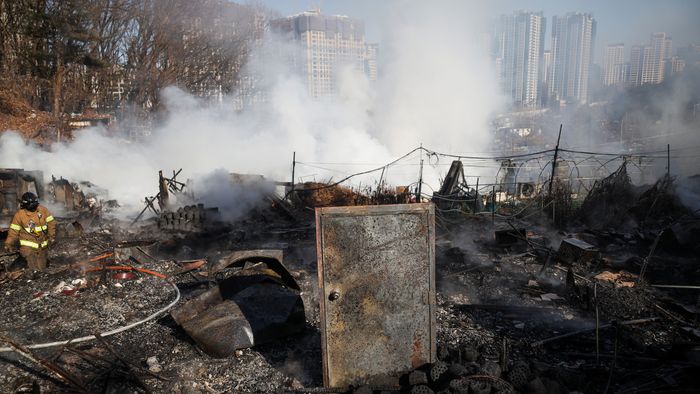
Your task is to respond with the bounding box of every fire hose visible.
[0,266,180,353]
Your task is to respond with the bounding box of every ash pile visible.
[0,164,699,393]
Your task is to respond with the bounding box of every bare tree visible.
[1,0,265,137]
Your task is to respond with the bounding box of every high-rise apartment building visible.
[641,33,672,85]
[270,9,371,98]
[669,56,685,76]
[628,45,644,87]
[549,12,596,105]
[365,43,378,82]
[627,33,673,87]
[494,11,546,108]
[602,43,625,86]
[542,50,552,105]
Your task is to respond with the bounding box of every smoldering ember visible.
[1,1,700,394]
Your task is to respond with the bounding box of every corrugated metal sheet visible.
[316,203,436,388]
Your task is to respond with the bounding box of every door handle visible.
[328,290,340,301]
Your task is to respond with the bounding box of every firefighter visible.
[3,192,56,272]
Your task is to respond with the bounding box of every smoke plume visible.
[0,2,504,219]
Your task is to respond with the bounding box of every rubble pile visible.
[425,216,699,394]
[293,182,369,207]
[0,172,698,393]
[0,259,177,344]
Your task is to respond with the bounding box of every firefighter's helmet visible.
[20,192,39,211]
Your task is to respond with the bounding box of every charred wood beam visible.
[132,195,160,224]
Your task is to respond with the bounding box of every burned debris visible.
[433,161,481,213]
[0,153,699,394]
[172,250,305,358]
[0,169,44,227]
[557,238,599,265]
[158,205,215,232]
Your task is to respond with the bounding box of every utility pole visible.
[547,124,563,198]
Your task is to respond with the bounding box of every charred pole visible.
[492,185,496,224]
[291,151,296,195]
[417,159,423,203]
[474,177,480,212]
[158,170,169,211]
[547,124,563,198]
[416,143,423,203]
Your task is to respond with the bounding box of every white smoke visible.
[375,2,504,154]
[0,2,504,219]
[188,169,276,222]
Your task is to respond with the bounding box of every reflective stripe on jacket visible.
[19,239,49,249]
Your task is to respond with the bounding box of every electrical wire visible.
[290,144,672,199]
[286,147,422,197]
[421,147,556,160]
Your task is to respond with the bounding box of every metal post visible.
[474,177,480,212]
[548,124,563,198]
[667,144,670,177]
[376,166,386,204]
[291,151,296,195]
[417,159,424,203]
[492,186,496,225]
[595,282,600,365]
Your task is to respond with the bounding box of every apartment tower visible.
[495,11,546,108]
[549,12,597,105]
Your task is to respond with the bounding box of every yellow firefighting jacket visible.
[4,205,56,249]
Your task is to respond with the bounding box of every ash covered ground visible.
[0,177,699,394]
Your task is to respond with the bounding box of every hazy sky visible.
[257,0,700,62]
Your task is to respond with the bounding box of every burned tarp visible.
[577,162,635,230]
[631,174,693,230]
[171,250,305,358]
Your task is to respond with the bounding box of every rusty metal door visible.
[316,203,436,388]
